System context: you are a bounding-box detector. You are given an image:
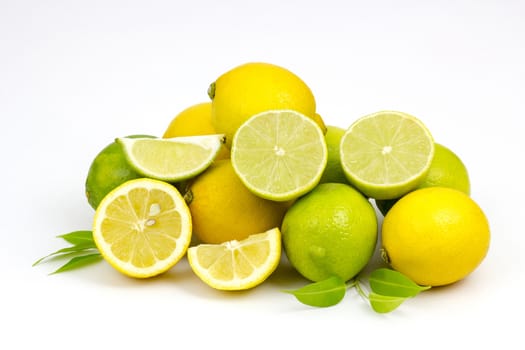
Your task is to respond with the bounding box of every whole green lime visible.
[281,183,378,282]
[319,125,348,184]
[85,135,154,209]
[375,142,470,216]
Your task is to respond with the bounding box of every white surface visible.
[2,0,524,348]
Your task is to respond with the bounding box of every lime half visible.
[340,111,434,200]
[117,134,225,182]
[231,110,327,201]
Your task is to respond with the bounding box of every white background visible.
[2,0,524,348]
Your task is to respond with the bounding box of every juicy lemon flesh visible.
[101,188,182,266]
[232,110,327,201]
[94,179,192,278]
[188,228,281,290]
[202,240,270,280]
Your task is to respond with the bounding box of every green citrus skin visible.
[375,143,470,216]
[281,183,378,282]
[85,135,154,209]
[319,125,348,184]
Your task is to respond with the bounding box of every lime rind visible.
[231,110,328,201]
[340,111,434,200]
[117,134,225,182]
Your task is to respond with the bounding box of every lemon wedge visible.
[187,228,281,290]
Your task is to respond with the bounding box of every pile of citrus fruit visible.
[43,62,491,302]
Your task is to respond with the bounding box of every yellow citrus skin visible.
[163,102,229,160]
[185,159,289,244]
[209,62,319,147]
[381,187,490,287]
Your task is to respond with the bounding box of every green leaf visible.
[50,253,103,274]
[32,242,98,266]
[283,276,347,307]
[369,268,430,298]
[57,230,94,245]
[369,292,407,313]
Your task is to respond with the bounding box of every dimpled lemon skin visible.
[209,62,318,147]
[162,102,229,159]
[186,159,289,244]
[281,183,378,282]
[381,187,490,287]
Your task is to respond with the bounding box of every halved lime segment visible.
[231,110,327,201]
[340,111,434,200]
[117,134,225,182]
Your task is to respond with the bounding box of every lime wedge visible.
[231,110,327,201]
[117,134,225,182]
[340,111,434,200]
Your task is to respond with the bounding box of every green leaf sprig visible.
[283,268,430,313]
[33,230,102,274]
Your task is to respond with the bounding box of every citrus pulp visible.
[92,178,192,278]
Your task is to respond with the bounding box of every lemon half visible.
[93,178,192,278]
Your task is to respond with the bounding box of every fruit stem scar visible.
[382,146,392,155]
[207,82,216,100]
[380,248,391,264]
[183,189,194,205]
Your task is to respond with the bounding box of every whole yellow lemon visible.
[208,62,321,147]
[381,187,490,286]
[184,159,289,244]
